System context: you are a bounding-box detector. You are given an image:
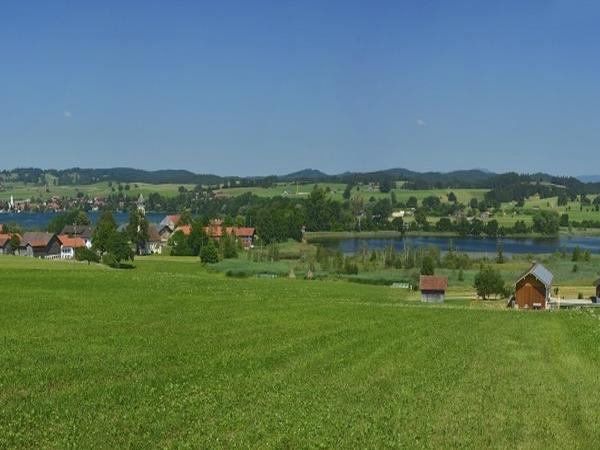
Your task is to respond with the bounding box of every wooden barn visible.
[419,275,448,303]
[18,232,61,258]
[514,263,554,309]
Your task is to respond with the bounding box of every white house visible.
[57,235,87,259]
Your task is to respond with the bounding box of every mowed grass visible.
[0,182,195,201]
[2,257,600,448]
[218,182,488,204]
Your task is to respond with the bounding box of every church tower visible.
[136,193,145,216]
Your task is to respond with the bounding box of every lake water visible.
[0,211,167,230]
[318,235,600,256]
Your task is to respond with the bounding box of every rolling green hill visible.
[2,256,600,448]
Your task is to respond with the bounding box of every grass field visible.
[217,182,488,204]
[2,256,600,447]
[0,182,195,201]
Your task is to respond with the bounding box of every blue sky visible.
[1,0,599,176]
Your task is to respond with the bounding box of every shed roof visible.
[61,225,94,239]
[147,224,161,242]
[516,263,554,288]
[0,234,12,246]
[419,275,448,291]
[594,278,600,287]
[21,232,56,248]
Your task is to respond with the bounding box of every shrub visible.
[75,247,100,264]
[200,239,219,264]
[342,258,359,275]
[101,253,118,268]
[474,265,505,299]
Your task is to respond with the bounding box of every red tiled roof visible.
[57,235,86,248]
[204,226,255,238]
[419,275,448,291]
[176,225,192,236]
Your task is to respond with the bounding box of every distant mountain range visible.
[2,167,600,191]
[577,175,600,183]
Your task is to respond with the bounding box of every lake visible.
[318,235,600,256]
[0,211,167,230]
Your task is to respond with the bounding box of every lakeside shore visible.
[305,228,600,241]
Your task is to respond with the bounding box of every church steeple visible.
[136,193,145,216]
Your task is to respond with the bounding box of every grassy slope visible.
[2,257,600,448]
[217,183,488,204]
[0,182,195,201]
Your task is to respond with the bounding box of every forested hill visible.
[1,167,600,195]
[0,167,229,186]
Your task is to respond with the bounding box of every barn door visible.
[523,284,534,308]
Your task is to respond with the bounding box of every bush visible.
[225,269,252,278]
[474,265,505,299]
[75,247,100,264]
[342,258,358,275]
[101,253,118,268]
[200,239,219,264]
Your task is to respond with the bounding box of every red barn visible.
[514,263,553,309]
[419,275,448,303]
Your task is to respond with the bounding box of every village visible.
[2,195,599,310]
[0,204,256,259]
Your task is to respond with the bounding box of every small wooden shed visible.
[514,263,553,309]
[594,278,600,303]
[419,275,448,303]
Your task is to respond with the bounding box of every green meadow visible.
[217,182,488,204]
[2,256,600,448]
[0,181,195,201]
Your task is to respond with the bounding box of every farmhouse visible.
[514,263,553,309]
[205,224,256,249]
[57,235,87,259]
[141,224,163,255]
[173,220,256,249]
[419,275,448,303]
[158,215,181,242]
[0,234,15,254]
[60,225,94,248]
[19,232,61,258]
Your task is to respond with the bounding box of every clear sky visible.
[1,0,599,176]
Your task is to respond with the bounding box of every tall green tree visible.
[108,231,135,265]
[169,230,192,256]
[92,211,117,254]
[9,234,20,254]
[420,256,435,276]
[200,239,219,264]
[127,209,149,255]
[47,209,91,233]
[474,265,505,300]
[188,220,208,256]
[532,211,560,235]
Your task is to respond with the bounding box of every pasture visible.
[2,256,600,448]
[217,182,488,204]
[0,181,195,201]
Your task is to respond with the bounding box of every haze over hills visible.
[578,175,600,183]
[2,166,600,202]
[2,167,600,191]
